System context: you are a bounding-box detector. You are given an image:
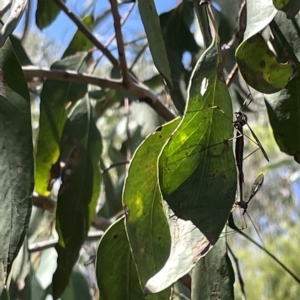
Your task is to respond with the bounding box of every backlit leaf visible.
[123,118,180,297]
[35,52,89,196]
[159,37,236,244]
[236,33,293,94]
[96,217,145,300]
[52,98,102,299]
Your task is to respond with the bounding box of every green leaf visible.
[35,52,90,196]
[0,0,28,47]
[52,98,102,299]
[36,0,66,30]
[10,35,32,66]
[272,12,300,62]
[265,73,300,163]
[191,237,235,300]
[61,265,92,300]
[123,118,180,297]
[236,33,293,94]
[0,36,33,294]
[63,14,94,58]
[243,0,277,40]
[273,0,300,18]
[138,0,173,86]
[159,1,199,113]
[159,37,236,245]
[96,217,145,300]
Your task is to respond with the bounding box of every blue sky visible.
[17,0,179,58]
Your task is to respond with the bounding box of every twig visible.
[22,66,175,121]
[223,1,247,86]
[33,195,56,212]
[129,43,149,70]
[91,216,112,231]
[92,2,135,73]
[102,161,130,173]
[109,0,131,88]
[227,243,247,300]
[124,97,132,170]
[23,66,124,89]
[222,0,246,61]
[28,230,104,253]
[226,63,238,87]
[32,195,113,231]
[171,289,190,300]
[52,0,119,69]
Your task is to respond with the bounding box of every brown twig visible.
[28,230,104,253]
[109,0,131,88]
[223,0,247,86]
[23,66,124,89]
[226,63,238,87]
[129,43,149,70]
[92,2,135,74]
[102,161,130,173]
[124,97,132,170]
[52,0,119,69]
[33,195,56,212]
[222,0,246,60]
[22,66,175,121]
[33,195,113,231]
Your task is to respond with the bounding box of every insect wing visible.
[247,174,264,204]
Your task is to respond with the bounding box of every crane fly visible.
[237,174,264,215]
[234,174,265,245]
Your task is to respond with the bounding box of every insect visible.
[234,174,265,245]
[237,174,264,215]
[234,110,269,163]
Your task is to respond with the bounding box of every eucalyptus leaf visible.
[160,37,236,244]
[236,33,293,93]
[265,73,300,163]
[0,0,28,47]
[53,98,102,299]
[0,36,33,295]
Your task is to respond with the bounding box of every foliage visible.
[0,0,299,300]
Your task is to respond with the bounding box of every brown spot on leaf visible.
[255,71,263,79]
[259,60,266,68]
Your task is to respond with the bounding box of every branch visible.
[92,2,135,73]
[102,161,130,173]
[32,195,113,231]
[28,230,104,253]
[109,0,131,87]
[22,66,175,121]
[52,0,120,69]
[33,195,56,212]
